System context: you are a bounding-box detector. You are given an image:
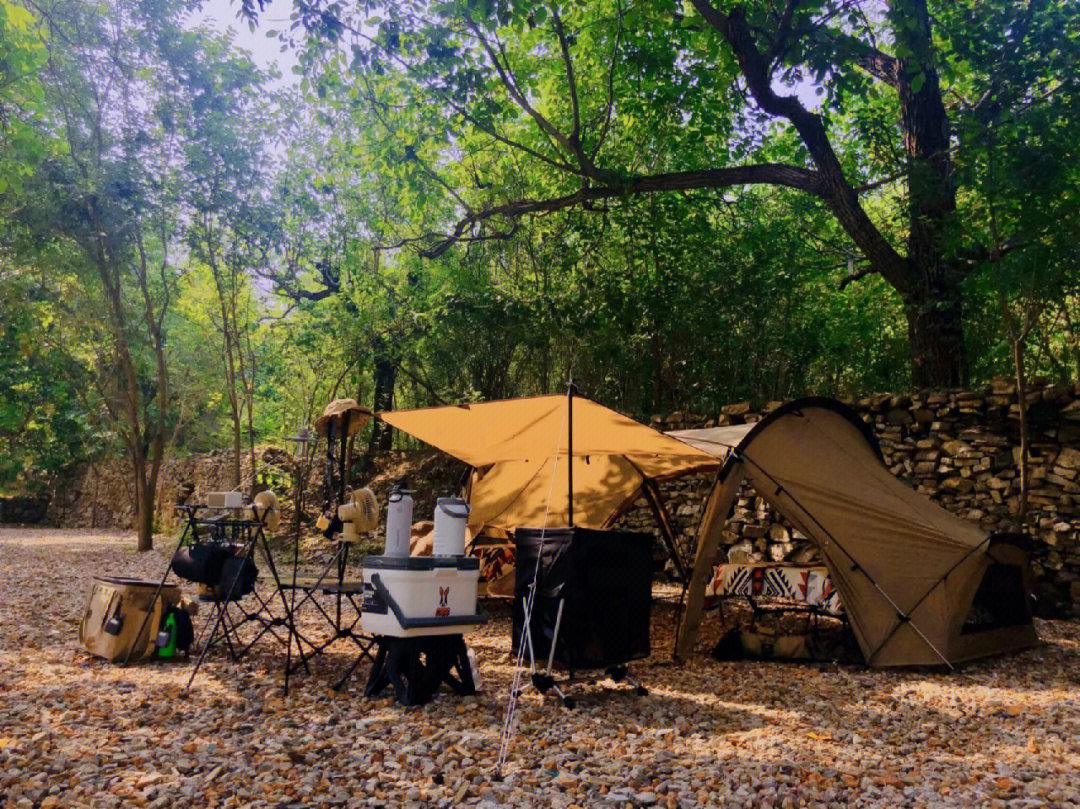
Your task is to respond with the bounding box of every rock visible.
[913,408,936,424]
[887,408,914,426]
[942,440,973,457]
[768,543,791,562]
[1056,448,1080,469]
[768,524,790,542]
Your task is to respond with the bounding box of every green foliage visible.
[3,0,1080,491]
[0,266,92,494]
[0,0,51,194]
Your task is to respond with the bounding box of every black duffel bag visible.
[171,542,231,585]
[213,555,258,601]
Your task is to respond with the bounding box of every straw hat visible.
[314,398,373,437]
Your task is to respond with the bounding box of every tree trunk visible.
[705,1,969,389]
[367,347,396,454]
[894,0,963,389]
[230,410,242,489]
[905,282,965,389]
[221,305,242,489]
[245,348,257,496]
[651,332,663,413]
[133,449,153,552]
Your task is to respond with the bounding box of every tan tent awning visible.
[666,424,753,461]
[379,394,719,532]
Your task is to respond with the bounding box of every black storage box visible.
[513,527,653,671]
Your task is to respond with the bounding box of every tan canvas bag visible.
[79,577,181,662]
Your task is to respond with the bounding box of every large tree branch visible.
[419,163,826,257]
[954,239,1028,267]
[690,0,910,294]
[551,9,581,146]
[855,47,903,88]
[764,0,799,66]
[465,18,572,159]
[589,0,624,160]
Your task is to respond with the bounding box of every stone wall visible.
[49,447,294,532]
[47,446,466,540]
[0,496,48,524]
[614,378,1080,612]
[46,379,1080,610]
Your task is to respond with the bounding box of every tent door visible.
[960,562,1031,635]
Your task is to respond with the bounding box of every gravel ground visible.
[1,526,1079,809]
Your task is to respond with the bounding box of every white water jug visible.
[384,489,413,557]
[433,497,471,556]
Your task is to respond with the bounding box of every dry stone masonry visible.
[41,379,1080,611]
[0,496,47,524]
[616,379,1080,613]
[46,446,465,544]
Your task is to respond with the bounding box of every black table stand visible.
[364,634,476,707]
[519,595,648,709]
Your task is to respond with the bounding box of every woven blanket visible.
[706,563,843,615]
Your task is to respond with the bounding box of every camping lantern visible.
[384,488,413,557]
[433,497,470,556]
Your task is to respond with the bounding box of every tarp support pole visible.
[675,462,743,662]
[864,535,992,666]
[338,410,351,502]
[567,383,574,527]
[641,478,687,582]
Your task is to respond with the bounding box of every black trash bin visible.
[512,527,653,673]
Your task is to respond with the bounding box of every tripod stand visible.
[282,401,378,693]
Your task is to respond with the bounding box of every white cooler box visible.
[361,556,485,638]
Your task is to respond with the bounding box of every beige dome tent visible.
[673,398,1038,667]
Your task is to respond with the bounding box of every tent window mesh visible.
[961,563,1029,634]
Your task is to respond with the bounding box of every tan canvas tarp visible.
[672,398,1037,667]
[379,395,718,533]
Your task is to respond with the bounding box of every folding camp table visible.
[124,503,306,689]
[278,538,377,691]
[705,561,849,659]
[178,505,302,688]
[705,562,843,617]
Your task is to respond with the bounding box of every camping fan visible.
[244,490,281,532]
[338,487,379,541]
